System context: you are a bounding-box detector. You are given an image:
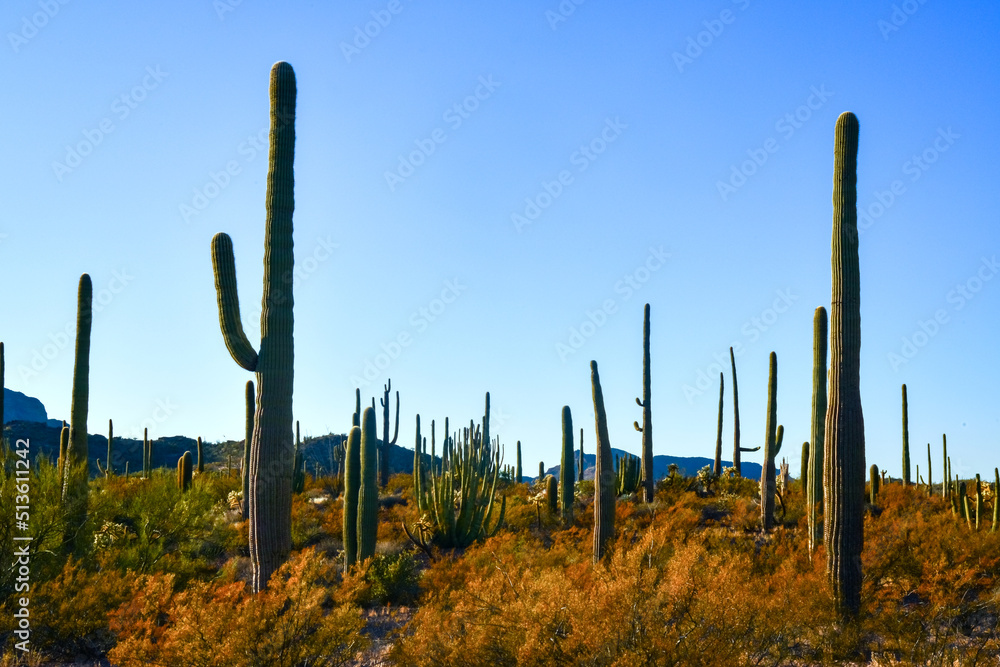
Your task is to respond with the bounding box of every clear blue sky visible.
[2,1,998,482]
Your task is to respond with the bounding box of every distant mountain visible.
[2,388,47,424]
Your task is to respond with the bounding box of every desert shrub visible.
[364,551,421,606]
[109,548,368,666]
[291,491,325,549]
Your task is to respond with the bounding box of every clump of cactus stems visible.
[591,361,615,563]
[210,62,296,593]
[713,372,724,476]
[342,425,361,568]
[729,347,759,477]
[178,451,193,491]
[379,380,400,488]
[63,274,92,555]
[901,384,911,485]
[869,464,879,504]
[242,380,254,519]
[633,303,654,502]
[760,352,780,531]
[516,441,522,484]
[808,306,828,556]
[824,111,865,619]
[615,453,642,497]
[405,392,505,553]
[357,407,379,562]
[560,406,574,523]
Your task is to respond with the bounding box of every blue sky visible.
[1,0,998,482]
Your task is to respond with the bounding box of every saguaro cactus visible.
[869,464,879,504]
[633,303,654,503]
[197,437,204,474]
[808,306,827,556]
[800,442,809,491]
[379,380,400,487]
[106,419,114,477]
[358,407,379,562]
[560,406,575,523]
[578,428,584,480]
[942,435,948,499]
[242,380,254,519]
[64,274,92,553]
[823,111,866,618]
[178,451,193,491]
[516,440,522,484]
[927,443,932,498]
[714,373,724,476]
[901,385,910,486]
[591,361,615,562]
[342,425,361,569]
[545,475,558,516]
[210,62,296,592]
[761,352,780,531]
[730,347,758,476]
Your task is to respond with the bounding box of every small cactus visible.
[178,451,193,491]
[545,474,558,516]
[197,436,204,474]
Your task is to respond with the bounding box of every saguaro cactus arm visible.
[211,233,259,372]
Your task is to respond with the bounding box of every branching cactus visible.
[808,306,827,556]
[379,380,400,487]
[633,303,654,502]
[342,425,361,569]
[210,62,296,592]
[760,352,779,531]
[591,361,615,562]
[358,407,379,561]
[823,111,866,619]
[560,406,574,523]
[64,274,92,554]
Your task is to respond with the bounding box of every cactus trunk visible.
[714,372,724,477]
[823,111,866,619]
[560,406,575,524]
[516,440,522,484]
[178,451,193,491]
[869,464,879,504]
[760,352,779,531]
[379,380,399,487]
[358,408,379,562]
[64,274,92,554]
[106,419,113,477]
[901,384,910,486]
[808,306,827,556]
[638,303,654,502]
[591,361,615,562]
[242,381,254,519]
[730,347,742,477]
[343,425,361,568]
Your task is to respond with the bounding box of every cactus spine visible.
[210,62,296,592]
[178,451,193,491]
[342,425,361,568]
[64,274,92,553]
[591,361,615,562]
[516,440,522,484]
[358,407,379,562]
[869,464,879,504]
[560,406,575,523]
[633,303,654,503]
[379,380,400,487]
[808,306,828,556]
[760,352,779,531]
[823,111,865,618]
[901,384,910,486]
[714,372,724,476]
[242,380,254,519]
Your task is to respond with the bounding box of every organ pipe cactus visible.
[808,306,827,556]
[760,352,779,531]
[242,380,254,519]
[615,453,642,497]
[342,425,361,569]
[714,373,724,476]
[824,111,866,618]
[178,451,193,491]
[730,347,759,477]
[210,62,296,592]
[560,406,574,523]
[404,393,505,550]
[379,380,400,487]
[633,303,654,502]
[901,385,910,485]
[358,408,379,562]
[64,274,92,554]
[591,361,615,562]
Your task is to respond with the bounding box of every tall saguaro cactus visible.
[106,419,114,477]
[761,352,779,531]
[901,384,911,486]
[342,425,361,569]
[64,274,92,553]
[633,303,654,502]
[358,407,379,562]
[379,380,400,487]
[515,440,522,484]
[823,111,866,619]
[560,406,575,524]
[730,347,758,476]
[591,361,615,562]
[714,373,724,476]
[808,306,828,556]
[210,62,296,592]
